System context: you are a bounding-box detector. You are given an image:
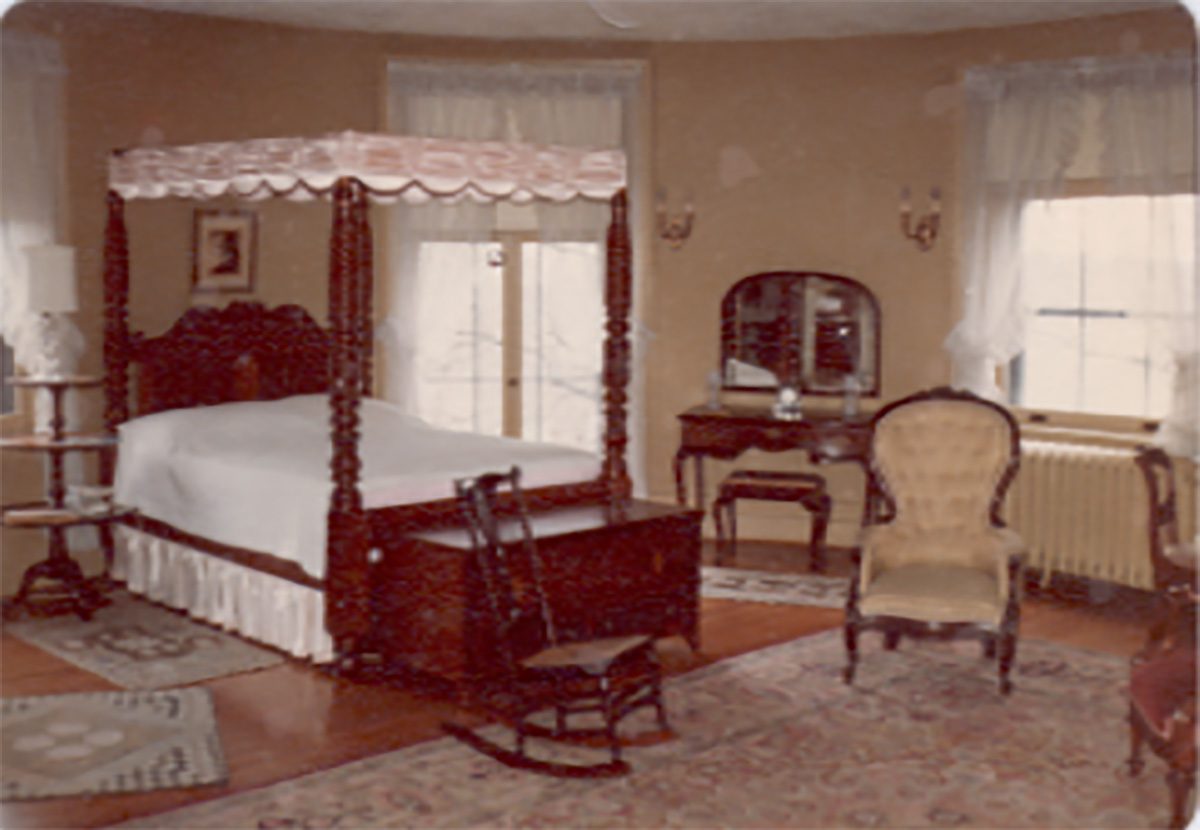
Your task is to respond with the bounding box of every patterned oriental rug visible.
[1,688,226,800]
[5,593,284,689]
[118,632,1165,829]
[701,565,848,608]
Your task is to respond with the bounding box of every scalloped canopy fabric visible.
[107,131,627,204]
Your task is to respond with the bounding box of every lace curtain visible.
[947,53,1197,457]
[381,62,642,462]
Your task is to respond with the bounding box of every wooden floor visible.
[1,542,1155,829]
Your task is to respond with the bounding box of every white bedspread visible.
[114,395,601,579]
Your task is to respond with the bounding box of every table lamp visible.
[23,244,82,378]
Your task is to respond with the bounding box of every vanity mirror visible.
[719,271,881,396]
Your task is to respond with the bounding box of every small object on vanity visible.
[842,375,861,419]
[772,385,803,421]
[899,185,941,252]
[706,370,723,410]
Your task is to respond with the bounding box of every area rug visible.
[5,593,284,689]
[701,565,847,608]
[1,688,227,800]
[117,632,1166,829]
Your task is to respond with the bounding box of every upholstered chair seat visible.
[844,387,1025,694]
[857,525,1025,625]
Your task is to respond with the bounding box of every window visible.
[409,236,603,451]
[383,61,640,457]
[1011,194,1196,422]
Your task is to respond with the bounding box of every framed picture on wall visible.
[193,209,256,293]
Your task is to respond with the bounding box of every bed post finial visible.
[103,189,131,446]
[602,188,632,501]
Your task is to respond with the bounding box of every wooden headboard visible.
[130,301,331,415]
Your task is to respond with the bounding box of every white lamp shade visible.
[25,244,78,314]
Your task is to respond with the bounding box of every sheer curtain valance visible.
[947,52,1197,457]
[380,61,643,469]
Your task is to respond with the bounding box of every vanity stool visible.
[712,469,832,571]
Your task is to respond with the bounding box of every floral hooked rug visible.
[118,632,1168,829]
[6,593,284,689]
[1,688,226,800]
[700,566,847,608]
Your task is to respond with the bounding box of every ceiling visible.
[98,0,1184,42]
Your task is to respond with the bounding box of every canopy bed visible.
[101,131,681,670]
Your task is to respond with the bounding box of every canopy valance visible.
[108,130,627,204]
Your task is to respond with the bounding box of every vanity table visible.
[673,405,871,508]
[675,271,882,522]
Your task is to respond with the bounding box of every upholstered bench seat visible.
[712,469,831,571]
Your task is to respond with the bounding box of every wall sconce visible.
[655,189,694,250]
[899,186,941,252]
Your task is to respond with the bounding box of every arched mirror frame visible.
[719,271,882,397]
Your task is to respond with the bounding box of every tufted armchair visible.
[844,386,1025,694]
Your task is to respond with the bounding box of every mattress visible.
[113,394,602,579]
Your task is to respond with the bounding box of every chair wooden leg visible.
[653,675,669,731]
[983,635,996,659]
[712,497,728,565]
[517,716,528,755]
[1166,766,1194,830]
[1128,706,1146,776]
[806,494,831,573]
[843,619,859,684]
[997,630,1016,695]
[727,499,739,563]
[601,679,622,764]
[883,629,900,651]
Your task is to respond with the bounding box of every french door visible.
[412,233,604,452]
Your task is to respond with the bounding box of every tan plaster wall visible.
[642,11,1195,542]
[1,0,1193,588]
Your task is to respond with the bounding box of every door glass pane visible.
[520,241,603,452]
[413,241,503,435]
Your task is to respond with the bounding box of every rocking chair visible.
[443,466,671,778]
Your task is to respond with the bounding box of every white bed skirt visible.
[114,526,335,663]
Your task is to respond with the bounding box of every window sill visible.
[1018,423,1151,450]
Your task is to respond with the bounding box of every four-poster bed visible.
[102,131,699,672]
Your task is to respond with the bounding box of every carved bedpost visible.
[326,176,371,665]
[102,189,130,484]
[602,189,632,501]
[356,197,374,396]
